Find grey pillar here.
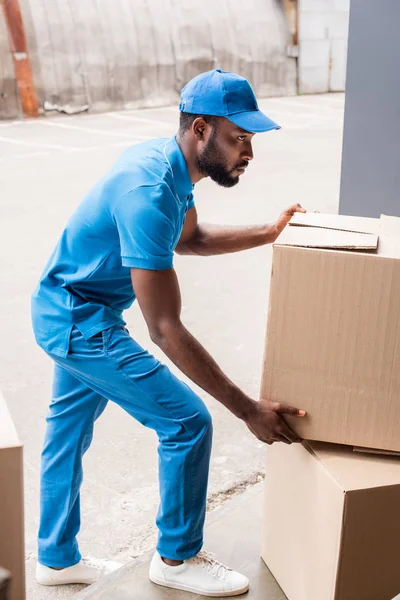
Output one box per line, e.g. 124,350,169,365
339,0,400,218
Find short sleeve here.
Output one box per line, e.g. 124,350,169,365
187,192,195,210
113,186,175,270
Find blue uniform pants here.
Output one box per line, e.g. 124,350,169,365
38,324,213,568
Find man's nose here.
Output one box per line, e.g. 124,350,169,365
242,144,253,161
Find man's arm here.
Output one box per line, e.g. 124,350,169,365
130,267,305,444
176,203,306,256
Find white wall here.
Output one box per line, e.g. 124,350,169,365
299,0,350,93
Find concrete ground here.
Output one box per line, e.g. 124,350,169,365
76,482,287,600
0,93,344,599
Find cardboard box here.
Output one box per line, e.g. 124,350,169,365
0,392,25,600
261,212,400,452
261,441,400,600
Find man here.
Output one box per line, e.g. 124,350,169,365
32,69,306,597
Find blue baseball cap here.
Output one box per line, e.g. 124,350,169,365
179,69,280,134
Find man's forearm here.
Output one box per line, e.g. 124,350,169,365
151,322,255,419
177,223,277,256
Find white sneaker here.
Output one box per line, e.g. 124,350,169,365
149,550,249,597
35,556,123,586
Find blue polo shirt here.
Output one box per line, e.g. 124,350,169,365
31,136,195,358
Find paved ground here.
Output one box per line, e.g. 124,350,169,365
0,93,344,599
76,483,287,600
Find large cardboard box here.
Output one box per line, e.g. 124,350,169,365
0,392,25,600
261,441,400,600
261,212,400,452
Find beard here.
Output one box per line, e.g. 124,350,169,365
196,129,247,188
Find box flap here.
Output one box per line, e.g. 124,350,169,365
275,225,378,250
0,391,21,449
307,442,400,492
377,214,400,258
353,446,400,457
290,212,379,234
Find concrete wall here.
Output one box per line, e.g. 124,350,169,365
1,0,296,119
339,0,400,218
298,0,350,93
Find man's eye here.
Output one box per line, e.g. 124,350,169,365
238,136,246,141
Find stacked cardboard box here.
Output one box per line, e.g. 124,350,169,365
261,213,400,600
0,391,25,600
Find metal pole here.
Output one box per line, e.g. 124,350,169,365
1,0,39,118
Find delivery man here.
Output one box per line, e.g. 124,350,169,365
32,69,306,596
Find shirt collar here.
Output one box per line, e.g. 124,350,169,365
164,136,194,203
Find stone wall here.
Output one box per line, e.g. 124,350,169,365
1,0,297,119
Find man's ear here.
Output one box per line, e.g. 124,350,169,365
192,117,208,141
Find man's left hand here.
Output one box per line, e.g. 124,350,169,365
272,203,306,241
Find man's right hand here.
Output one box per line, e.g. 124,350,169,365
244,399,306,445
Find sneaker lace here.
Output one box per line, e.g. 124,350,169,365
192,551,231,580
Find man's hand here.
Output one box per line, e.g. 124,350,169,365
273,203,306,241
244,399,306,445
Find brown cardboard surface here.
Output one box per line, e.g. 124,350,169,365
337,485,400,600
262,443,344,600
262,213,400,451
308,441,400,490
275,223,378,249
290,211,379,234
262,442,400,600
0,392,25,600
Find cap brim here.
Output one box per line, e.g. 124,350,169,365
227,110,281,133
